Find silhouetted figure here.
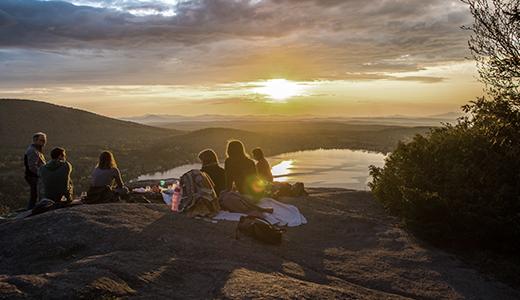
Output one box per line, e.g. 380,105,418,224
252,148,273,183
225,140,258,198
24,132,47,209
199,149,225,197
39,147,73,205
90,151,129,196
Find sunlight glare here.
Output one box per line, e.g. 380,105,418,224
252,79,306,101
271,160,294,182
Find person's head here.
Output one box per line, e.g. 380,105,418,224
98,151,117,169
252,148,265,161
198,149,219,166
50,147,66,160
32,132,47,147
226,140,248,159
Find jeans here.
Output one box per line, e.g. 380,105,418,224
25,176,38,210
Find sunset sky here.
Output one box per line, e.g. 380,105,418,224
0,0,483,117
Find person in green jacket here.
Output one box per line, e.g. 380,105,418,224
38,147,73,206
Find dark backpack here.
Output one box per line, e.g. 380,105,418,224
235,216,284,245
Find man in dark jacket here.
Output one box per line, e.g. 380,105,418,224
24,132,47,209
39,147,73,206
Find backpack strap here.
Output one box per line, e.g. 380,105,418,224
246,215,287,233
235,216,248,240
246,215,273,226
244,215,273,225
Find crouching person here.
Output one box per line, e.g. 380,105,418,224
38,147,73,207
85,151,129,204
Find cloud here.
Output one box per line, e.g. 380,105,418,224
342,72,445,83
0,0,474,85
393,76,445,84
0,9,17,28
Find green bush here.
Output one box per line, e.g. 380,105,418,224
369,97,520,251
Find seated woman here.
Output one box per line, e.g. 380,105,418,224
198,149,225,197
220,140,271,215
86,151,128,203
252,147,273,183
225,140,258,197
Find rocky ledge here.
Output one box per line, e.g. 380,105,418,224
0,189,518,299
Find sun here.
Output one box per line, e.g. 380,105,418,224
252,79,306,101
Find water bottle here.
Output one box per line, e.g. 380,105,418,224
171,182,181,212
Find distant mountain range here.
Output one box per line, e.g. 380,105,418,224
121,112,463,130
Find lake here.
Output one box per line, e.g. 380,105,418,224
137,149,387,190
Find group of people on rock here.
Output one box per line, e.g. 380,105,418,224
24,132,129,209
199,140,273,199
197,141,276,216
23,132,274,210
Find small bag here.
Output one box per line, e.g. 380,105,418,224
292,182,308,196
235,216,284,245
271,182,307,198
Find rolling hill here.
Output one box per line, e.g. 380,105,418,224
0,99,181,148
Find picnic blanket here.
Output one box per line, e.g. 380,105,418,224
213,198,307,227
162,193,307,227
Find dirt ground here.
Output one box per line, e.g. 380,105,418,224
1,188,519,299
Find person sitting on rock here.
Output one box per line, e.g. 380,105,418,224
252,147,274,183
199,149,225,197
24,132,47,210
38,147,73,206
225,140,266,200
87,151,129,203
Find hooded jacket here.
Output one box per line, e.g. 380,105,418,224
38,159,73,202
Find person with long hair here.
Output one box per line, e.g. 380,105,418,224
90,151,128,196
198,149,225,197
220,141,273,215
252,147,274,183
224,140,260,198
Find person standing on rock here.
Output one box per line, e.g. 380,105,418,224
39,147,73,206
24,132,47,210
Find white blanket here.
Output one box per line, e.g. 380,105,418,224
213,198,307,227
